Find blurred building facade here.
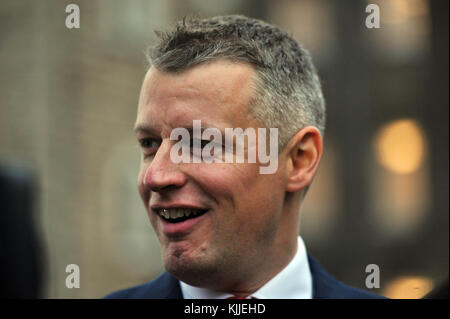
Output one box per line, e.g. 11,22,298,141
0,0,448,298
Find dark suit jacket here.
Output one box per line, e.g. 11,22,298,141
105,255,384,299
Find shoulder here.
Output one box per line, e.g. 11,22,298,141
308,255,386,299
103,272,182,299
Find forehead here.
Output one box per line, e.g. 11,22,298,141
136,60,258,131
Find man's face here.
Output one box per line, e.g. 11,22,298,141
135,61,290,288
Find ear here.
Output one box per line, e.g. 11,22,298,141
285,126,323,193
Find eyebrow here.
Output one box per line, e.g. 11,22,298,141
133,122,226,137
133,123,156,135
185,125,224,134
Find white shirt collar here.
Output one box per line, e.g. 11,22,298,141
180,236,312,299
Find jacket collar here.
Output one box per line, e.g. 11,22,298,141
154,254,342,299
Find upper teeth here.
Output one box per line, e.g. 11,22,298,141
158,208,203,219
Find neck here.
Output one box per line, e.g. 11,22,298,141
224,195,302,297
227,238,298,297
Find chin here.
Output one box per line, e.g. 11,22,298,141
163,253,221,288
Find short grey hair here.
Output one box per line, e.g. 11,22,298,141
147,15,326,149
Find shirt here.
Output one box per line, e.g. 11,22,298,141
180,236,313,299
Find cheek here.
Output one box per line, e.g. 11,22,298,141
232,171,285,226
190,163,267,219
192,163,257,197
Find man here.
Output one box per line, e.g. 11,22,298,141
106,15,383,299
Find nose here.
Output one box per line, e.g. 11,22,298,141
142,140,187,192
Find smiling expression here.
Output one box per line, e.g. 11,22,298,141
135,60,295,291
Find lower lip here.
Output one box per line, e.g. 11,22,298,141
159,211,208,236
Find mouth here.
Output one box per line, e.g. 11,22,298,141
153,206,210,236
156,208,209,224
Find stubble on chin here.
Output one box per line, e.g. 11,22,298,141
161,243,229,288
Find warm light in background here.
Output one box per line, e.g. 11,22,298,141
370,0,430,61
383,276,434,299
370,121,430,238
374,119,426,174
376,0,429,24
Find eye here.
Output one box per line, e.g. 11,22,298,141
139,138,160,154
191,139,213,149
200,139,211,149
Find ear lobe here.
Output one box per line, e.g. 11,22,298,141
285,127,323,193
